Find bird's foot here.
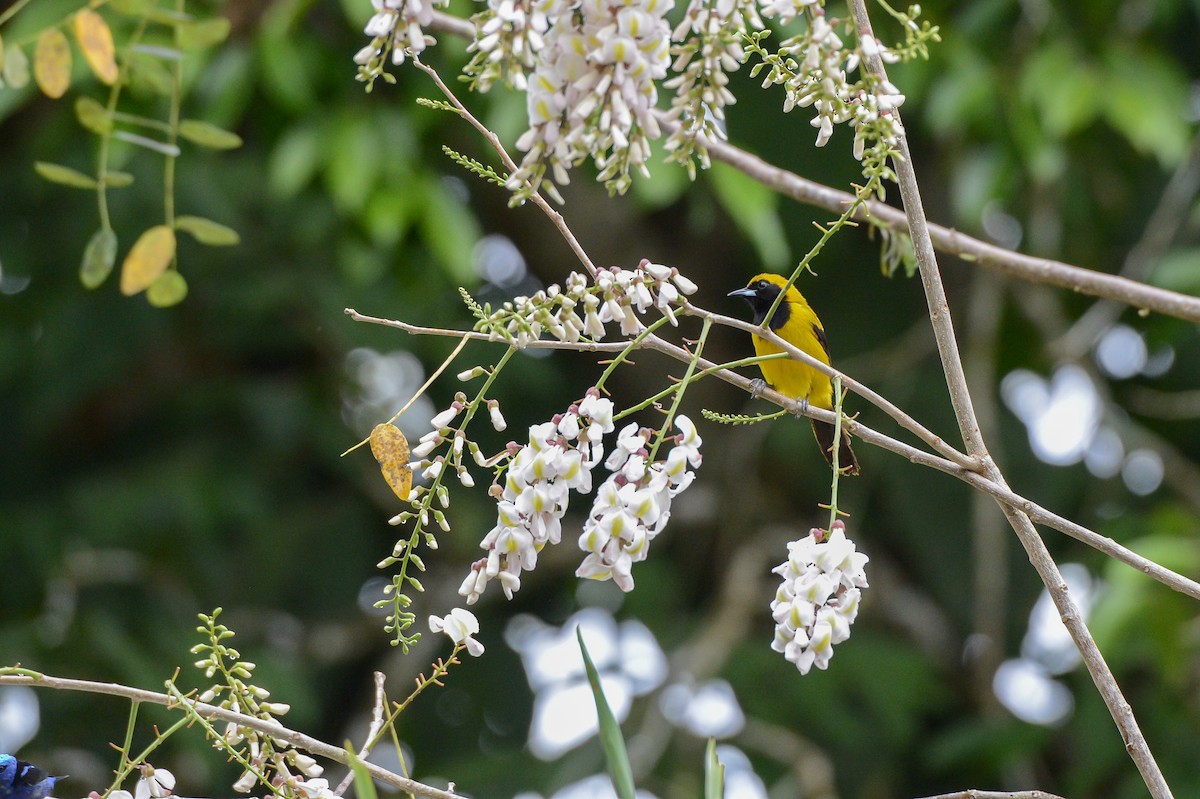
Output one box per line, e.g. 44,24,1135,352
791,396,810,418
749,378,767,399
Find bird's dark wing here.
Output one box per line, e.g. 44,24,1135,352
812,323,830,359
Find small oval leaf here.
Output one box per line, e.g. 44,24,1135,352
34,28,72,99
80,227,118,289
103,171,134,187
75,95,113,134
120,225,176,295
109,0,152,14
175,215,240,246
3,43,29,89
370,423,412,501
73,10,119,85
178,17,231,50
127,53,174,95
147,270,188,307
178,119,243,149
35,161,97,189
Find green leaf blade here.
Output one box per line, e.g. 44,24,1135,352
577,627,636,799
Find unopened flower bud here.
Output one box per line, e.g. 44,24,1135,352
431,404,461,429
488,400,507,431
457,366,487,381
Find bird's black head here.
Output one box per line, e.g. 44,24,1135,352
728,277,790,329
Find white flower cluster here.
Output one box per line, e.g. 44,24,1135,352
749,7,903,155
662,0,752,172
354,0,449,72
459,396,703,601
482,260,698,348
465,0,564,91
459,390,616,603
770,520,868,674
505,0,675,195
577,415,701,591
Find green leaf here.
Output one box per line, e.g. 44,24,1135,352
3,42,29,89
80,227,118,289
35,161,98,189
146,270,188,307
1101,45,1191,167
577,627,636,799
175,215,240,246
268,123,322,198
178,118,243,149
704,738,725,799
104,171,134,188
1019,42,1100,138
344,746,378,799
75,95,113,134
178,17,231,50
109,0,153,14
1150,248,1200,295
709,161,789,270
127,53,175,95
417,176,480,284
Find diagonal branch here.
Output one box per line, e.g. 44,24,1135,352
0,672,468,799
346,306,1200,602
425,9,1200,324
848,1,1175,797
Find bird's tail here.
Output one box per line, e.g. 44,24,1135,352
811,419,859,476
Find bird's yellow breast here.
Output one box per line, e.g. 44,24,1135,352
753,302,834,410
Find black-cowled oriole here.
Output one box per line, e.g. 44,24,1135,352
729,273,859,475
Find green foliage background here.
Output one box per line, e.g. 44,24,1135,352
3,0,1200,797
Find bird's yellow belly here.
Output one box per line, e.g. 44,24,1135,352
753,334,833,410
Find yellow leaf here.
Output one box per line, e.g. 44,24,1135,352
370,424,412,501
73,10,119,85
34,28,72,99
120,225,177,296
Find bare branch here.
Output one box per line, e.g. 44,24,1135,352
914,792,1068,799
848,1,1176,797
426,9,1200,324
0,673,468,799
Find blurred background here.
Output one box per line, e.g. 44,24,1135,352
3,0,1200,797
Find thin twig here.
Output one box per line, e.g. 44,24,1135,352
334,672,390,796
848,1,1175,797
0,673,468,799
350,285,1200,602
913,792,1068,799
429,9,1200,324
409,56,599,278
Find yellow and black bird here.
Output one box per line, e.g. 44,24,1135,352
729,273,859,475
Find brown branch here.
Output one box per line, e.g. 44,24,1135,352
914,792,1068,799
848,2,1175,797
431,9,1200,325
0,673,467,799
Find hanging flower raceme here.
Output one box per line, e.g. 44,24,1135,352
576,415,702,591
480,260,698,348
504,0,675,196
770,520,868,674
459,390,616,603
354,0,450,79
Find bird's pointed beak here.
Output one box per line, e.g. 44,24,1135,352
727,287,755,299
